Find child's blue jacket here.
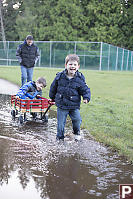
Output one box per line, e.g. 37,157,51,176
49,70,91,110
16,81,42,99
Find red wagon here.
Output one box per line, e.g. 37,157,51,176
11,95,55,124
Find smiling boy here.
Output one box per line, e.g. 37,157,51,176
49,54,91,141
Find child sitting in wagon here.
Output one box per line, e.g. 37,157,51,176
16,77,46,99
14,77,47,120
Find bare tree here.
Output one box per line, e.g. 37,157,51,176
0,0,6,50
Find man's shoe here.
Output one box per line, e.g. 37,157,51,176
56,137,64,144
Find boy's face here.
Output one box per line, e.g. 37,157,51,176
36,82,44,91
26,39,33,46
65,60,80,77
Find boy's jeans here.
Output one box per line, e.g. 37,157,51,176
57,107,82,140
21,65,34,86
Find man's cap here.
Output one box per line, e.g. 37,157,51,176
26,35,33,40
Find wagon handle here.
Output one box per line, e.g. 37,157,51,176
37,96,55,105
40,98,55,120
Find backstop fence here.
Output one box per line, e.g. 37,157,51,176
0,41,133,71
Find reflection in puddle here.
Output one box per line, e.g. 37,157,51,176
0,171,44,199
0,94,133,199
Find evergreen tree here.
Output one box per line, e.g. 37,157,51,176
31,0,84,41
122,0,133,50
82,0,126,47
15,0,37,40
31,0,58,40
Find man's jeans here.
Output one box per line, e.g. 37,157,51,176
57,107,82,140
21,65,34,86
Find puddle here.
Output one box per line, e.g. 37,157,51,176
0,94,133,199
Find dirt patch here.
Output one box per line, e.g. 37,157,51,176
0,79,19,95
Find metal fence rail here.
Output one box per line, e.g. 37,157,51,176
0,41,132,71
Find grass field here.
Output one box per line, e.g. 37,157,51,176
0,66,133,162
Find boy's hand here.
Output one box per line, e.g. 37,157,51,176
83,99,88,104
49,99,55,102
36,95,41,99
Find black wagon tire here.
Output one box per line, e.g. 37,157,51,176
42,115,48,123
16,110,18,115
18,115,23,124
11,110,16,119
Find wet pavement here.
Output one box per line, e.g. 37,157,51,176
0,94,133,199
0,79,19,95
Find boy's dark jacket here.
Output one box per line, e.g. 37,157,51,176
16,40,40,68
49,70,91,109
16,81,42,99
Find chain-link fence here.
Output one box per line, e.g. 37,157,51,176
0,41,133,71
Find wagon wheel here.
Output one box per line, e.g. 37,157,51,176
18,115,23,124
16,109,18,115
31,112,37,121
42,115,48,123
24,113,27,121
11,110,16,120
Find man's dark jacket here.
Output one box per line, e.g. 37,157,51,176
16,40,40,68
49,70,91,110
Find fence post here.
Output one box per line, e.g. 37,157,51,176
83,49,85,68
108,44,110,71
121,48,124,71
74,41,77,54
39,49,41,67
131,51,133,71
115,47,118,71
7,41,9,66
126,50,129,71
99,42,103,71
49,41,52,67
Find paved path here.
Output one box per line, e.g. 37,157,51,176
0,79,19,95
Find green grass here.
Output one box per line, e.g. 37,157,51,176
0,66,133,162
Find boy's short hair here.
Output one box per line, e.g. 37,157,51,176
36,77,46,87
26,35,33,40
65,54,80,65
